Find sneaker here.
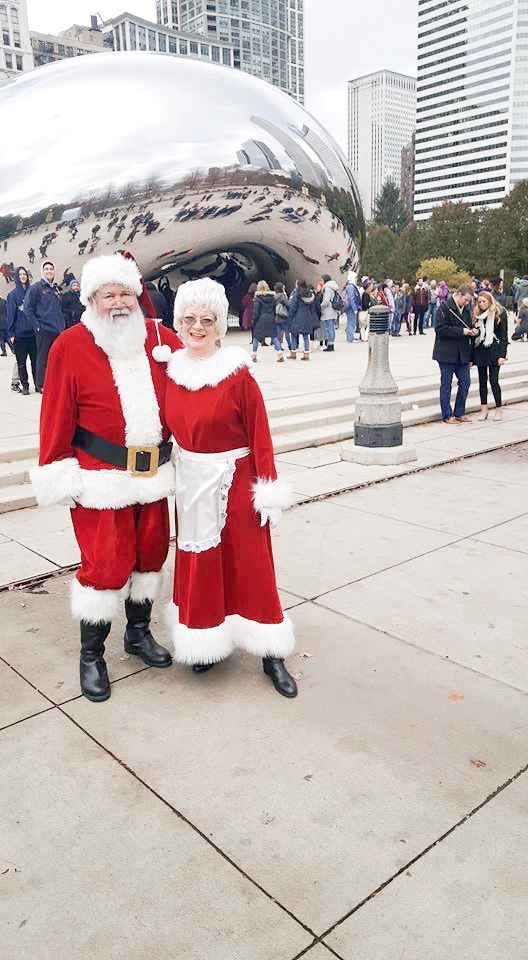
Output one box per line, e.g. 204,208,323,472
21,386,30,395
10,382,22,393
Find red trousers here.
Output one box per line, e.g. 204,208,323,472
71,500,170,591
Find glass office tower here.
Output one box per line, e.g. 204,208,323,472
414,0,528,219
157,0,304,102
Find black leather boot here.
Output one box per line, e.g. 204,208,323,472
262,657,298,698
192,663,215,674
124,599,172,667
80,620,111,702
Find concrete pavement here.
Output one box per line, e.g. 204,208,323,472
1,323,528,958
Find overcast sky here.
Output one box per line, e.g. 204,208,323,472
25,0,417,152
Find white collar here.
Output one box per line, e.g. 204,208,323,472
167,345,254,391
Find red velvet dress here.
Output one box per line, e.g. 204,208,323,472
164,346,295,665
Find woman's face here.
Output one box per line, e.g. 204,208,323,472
18,268,28,284
180,305,218,357
477,295,490,312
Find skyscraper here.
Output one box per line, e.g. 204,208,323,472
414,0,527,219
348,70,416,221
157,0,304,103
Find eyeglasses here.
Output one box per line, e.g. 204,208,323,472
181,316,216,327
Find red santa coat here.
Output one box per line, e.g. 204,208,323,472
30,319,181,510
30,317,181,624
164,345,295,664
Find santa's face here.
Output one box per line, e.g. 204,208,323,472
93,284,138,322
180,307,218,357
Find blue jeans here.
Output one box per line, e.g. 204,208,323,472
291,332,310,351
345,309,357,342
324,318,335,344
438,362,471,420
252,335,281,352
275,322,291,350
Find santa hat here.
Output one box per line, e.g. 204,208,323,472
80,253,143,306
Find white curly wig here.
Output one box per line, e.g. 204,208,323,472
173,278,229,338
80,253,143,306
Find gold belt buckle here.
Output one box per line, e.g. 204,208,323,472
126,445,159,477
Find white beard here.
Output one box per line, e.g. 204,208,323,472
81,302,147,360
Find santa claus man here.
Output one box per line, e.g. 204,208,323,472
30,253,181,702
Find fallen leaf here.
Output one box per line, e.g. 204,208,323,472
299,652,312,660
447,693,465,702
470,759,487,768
1,862,18,879
304,774,313,781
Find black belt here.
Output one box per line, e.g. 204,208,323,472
73,426,172,477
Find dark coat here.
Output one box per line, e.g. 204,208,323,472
6,269,32,338
239,292,255,331
24,279,64,335
289,290,319,335
472,308,508,365
432,296,474,364
61,289,85,328
252,291,277,339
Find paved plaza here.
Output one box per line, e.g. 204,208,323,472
1,325,527,958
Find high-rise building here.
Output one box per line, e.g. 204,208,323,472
0,0,32,86
103,12,234,67
414,0,527,219
348,70,416,221
158,0,304,103
156,0,179,30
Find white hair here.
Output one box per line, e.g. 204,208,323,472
173,278,229,338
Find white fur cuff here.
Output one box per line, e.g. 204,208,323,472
70,577,124,624
129,569,163,603
29,457,83,508
252,477,294,513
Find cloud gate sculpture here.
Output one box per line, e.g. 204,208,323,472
0,52,364,309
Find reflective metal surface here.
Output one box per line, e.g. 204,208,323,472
0,53,364,304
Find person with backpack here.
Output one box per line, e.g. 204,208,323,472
343,271,361,343
273,281,291,351
319,273,341,352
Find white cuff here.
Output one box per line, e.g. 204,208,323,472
30,457,84,508
252,477,293,514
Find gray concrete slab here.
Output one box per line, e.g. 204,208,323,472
325,774,528,960
0,660,51,727
317,536,528,692
0,579,148,704
0,710,310,960
0,539,57,584
60,601,528,933
273,498,457,598
438,442,528,486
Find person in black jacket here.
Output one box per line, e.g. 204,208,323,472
24,260,64,392
6,266,36,394
251,280,283,361
61,278,85,328
432,284,478,423
472,291,508,422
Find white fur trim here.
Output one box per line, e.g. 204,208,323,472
165,602,235,663
167,346,253,391
152,344,172,362
252,478,294,513
70,577,124,624
109,353,162,447
75,460,175,510
129,570,163,603
30,457,83,507
165,603,295,662
80,254,142,305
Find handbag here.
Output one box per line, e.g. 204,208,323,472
358,309,369,328
275,301,288,318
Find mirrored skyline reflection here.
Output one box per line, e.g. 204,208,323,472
0,52,364,298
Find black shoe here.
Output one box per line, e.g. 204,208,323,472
124,599,172,667
80,620,111,702
262,657,298,698
192,662,215,673
323,344,334,352
21,386,29,395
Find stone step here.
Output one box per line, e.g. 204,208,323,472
0,434,39,464
0,482,36,514
0,457,35,489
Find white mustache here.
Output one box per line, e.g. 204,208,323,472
110,309,130,320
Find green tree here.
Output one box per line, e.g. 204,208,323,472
361,225,399,278
371,179,408,234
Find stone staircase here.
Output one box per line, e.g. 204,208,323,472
1,364,527,514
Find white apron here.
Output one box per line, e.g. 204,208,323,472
175,445,250,553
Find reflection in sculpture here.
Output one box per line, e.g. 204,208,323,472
0,52,364,309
